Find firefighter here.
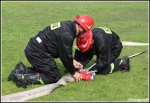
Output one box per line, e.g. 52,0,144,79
7,15,94,88
73,27,130,75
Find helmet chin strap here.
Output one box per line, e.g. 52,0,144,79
76,32,82,38
76,30,85,38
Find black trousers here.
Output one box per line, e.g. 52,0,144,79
99,42,123,75
24,44,61,84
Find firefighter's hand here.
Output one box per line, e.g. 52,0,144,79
73,59,83,69
72,72,82,82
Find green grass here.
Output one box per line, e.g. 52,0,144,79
2,1,149,102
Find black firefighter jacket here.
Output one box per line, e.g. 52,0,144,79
75,27,123,73
27,21,77,75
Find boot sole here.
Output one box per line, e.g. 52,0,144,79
121,56,130,72
7,71,16,81
7,63,21,81
7,73,12,81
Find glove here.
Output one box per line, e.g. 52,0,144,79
78,71,96,81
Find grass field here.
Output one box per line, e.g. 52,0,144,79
1,1,149,102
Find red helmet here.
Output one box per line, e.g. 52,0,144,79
76,30,93,52
73,15,94,32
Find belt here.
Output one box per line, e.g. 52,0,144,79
36,37,48,52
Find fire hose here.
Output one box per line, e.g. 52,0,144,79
1,76,75,102
1,42,149,102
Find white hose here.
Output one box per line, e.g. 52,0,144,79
1,76,75,102
122,41,149,46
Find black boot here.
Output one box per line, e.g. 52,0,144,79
11,73,44,89
7,62,36,81
120,56,130,72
